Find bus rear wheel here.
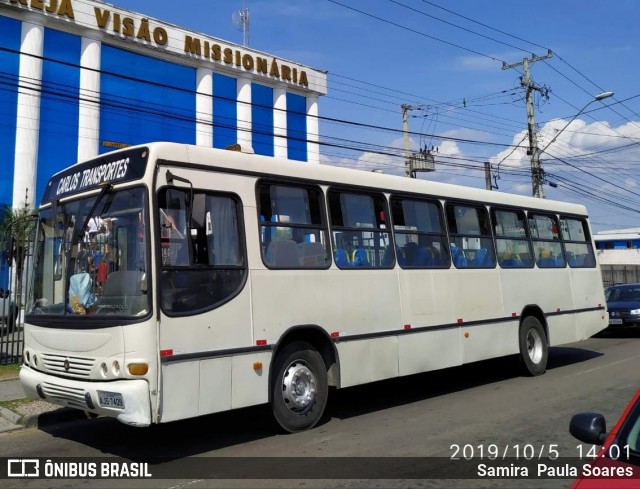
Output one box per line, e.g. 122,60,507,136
518,316,548,376
270,341,328,433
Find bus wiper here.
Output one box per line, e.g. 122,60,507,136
78,183,113,239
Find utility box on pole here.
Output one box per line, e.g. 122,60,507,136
409,149,436,175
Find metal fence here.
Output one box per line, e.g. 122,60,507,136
1,216,36,365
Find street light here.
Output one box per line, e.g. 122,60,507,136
539,91,614,156
530,91,613,199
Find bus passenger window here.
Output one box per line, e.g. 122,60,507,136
258,182,330,269
560,217,596,268
445,203,495,269
529,213,565,268
492,208,533,268
328,190,391,269
390,196,449,268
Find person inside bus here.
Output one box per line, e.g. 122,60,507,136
76,242,93,273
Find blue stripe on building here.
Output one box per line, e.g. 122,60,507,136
212,73,237,149
286,93,307,161
37,28,81,204
99,45,196,150
0,15,21,209
251,83,274,156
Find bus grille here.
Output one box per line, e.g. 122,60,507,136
41,382,87,409
41,354,95,378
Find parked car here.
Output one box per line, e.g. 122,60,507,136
605,284,640,328
0,289,18,333
569,388,640,488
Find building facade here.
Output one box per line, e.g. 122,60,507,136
0,0,327,210
595,228,640,286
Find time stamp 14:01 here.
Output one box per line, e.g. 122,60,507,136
450,444,635,478
449,443,631,460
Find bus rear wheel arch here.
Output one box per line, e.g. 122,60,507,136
270,341,328,433
518,315,548,376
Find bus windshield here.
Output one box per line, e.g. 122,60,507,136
27,186,149,320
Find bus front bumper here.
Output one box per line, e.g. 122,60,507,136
20,366,152,427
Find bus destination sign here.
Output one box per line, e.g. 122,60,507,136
42,148,149,204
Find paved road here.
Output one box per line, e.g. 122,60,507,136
1,330,639,489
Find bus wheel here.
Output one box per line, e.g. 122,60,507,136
271,341,328,433
518,316,548,376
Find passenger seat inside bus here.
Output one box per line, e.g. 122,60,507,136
266,239,300,267
450,244,468,267
299,242,327,267
537,249,555,267
95,270,146,315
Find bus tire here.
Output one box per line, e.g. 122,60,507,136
270,341,328,433
518,316,548,376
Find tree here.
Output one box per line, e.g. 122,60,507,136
0,203,37,309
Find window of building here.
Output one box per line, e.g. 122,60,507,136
390,196,449,268
158,188,245,315
328,189,391,268
492,208,534,268
560,217,596,268
529,213,565,268
445,203,495,268
258,182,329,268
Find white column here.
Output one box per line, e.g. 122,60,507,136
236,77,253,152
306,95,319,164
77,35,101,162
273,87,287,159
13,19,44,209
196,67,213,147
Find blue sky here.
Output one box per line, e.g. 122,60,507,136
110,0,640,233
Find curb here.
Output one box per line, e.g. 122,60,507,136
0,405,22,425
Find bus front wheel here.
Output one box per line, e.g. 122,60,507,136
270,341,328,433
518,316,548,376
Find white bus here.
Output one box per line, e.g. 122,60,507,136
20,142,607,432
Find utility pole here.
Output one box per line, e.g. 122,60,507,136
402,104,411,177
502,50,553,198
484,162,492,191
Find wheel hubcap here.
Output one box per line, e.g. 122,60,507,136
281,360,317,414
526,328,543,364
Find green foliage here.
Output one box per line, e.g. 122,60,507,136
1,202,36,249
0,363,20,381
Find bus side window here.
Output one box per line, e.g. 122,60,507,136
390,195,449,269
445,203,495,269
560,217,596,268
328,190,391,269
158,187,246,314
492,208,533,268
257,182,330,269
529,213,565,268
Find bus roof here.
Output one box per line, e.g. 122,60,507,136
43,142,589,217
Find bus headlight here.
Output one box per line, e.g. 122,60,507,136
127,363,149,376
100,362,108,377
111,360,121,376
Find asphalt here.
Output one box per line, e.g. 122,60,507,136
0,377,84,433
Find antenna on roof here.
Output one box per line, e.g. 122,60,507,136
232,2,250,47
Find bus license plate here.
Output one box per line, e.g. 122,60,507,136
98,391,125,409
609,318,623,325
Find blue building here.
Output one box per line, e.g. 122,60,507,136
0,0,327,212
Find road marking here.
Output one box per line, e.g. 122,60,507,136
563,354,640,377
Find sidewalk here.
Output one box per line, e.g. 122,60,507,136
0,378,82,433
